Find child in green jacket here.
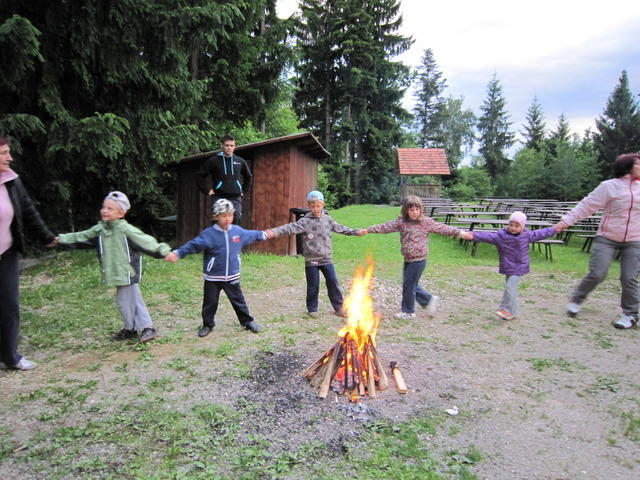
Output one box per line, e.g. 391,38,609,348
56,191,171,342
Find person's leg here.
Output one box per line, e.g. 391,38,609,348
500,275,522,316
401,261,425,314
223,281,254,326
320,263,345,312
305,265,320,313
570,236,618,304
119,284,153,331
618,240,640,318
115,285,136,331
0,248,22,366
202,281,222,328
229,197,242,224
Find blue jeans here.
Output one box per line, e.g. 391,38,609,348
305,263,344,313
401,260,433,314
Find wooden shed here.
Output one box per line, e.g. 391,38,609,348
176,132,330,255
397,148,451,199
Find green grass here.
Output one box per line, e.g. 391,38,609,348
3,204,622,479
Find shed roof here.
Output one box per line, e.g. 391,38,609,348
397,148,450,175
180,131,330,163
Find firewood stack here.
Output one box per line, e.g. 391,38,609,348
303,332,388,399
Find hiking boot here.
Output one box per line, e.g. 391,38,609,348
112,329,137,341
614,314,637,330
140,328,160,343
566,302,580,317
334,308,348,318
198,325,213,337
496,309,514,320
244,320,262,333
424,295,440,316
11,358,37,371
394,312,416,320
307,311,320,319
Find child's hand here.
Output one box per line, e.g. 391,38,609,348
459,230,473,240
357,229,367,236
554,221,568,233
265,229,275,239
165,252,179,263
46,237,59,248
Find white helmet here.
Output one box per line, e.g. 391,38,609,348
213,198,235,216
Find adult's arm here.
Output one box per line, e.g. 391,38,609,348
13,178,56,245
195,157,214,195
560,182,608,227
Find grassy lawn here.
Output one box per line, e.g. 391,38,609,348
1,204,630,480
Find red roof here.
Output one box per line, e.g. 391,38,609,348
397,148,450,175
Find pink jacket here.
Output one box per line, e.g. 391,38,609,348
367,216,460,262
561,175,640,242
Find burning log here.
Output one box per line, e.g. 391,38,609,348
303,258,389,399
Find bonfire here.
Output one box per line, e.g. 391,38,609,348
303,259,389,398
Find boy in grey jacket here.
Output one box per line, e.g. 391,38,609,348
266,191,365,318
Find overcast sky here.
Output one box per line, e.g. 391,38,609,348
277,0,640,145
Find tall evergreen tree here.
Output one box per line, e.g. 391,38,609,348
477,75,515,179
0,0,291,231
413,48,447,148
594,70,640,176
521,97,546,151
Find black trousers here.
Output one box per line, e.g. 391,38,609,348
202,280,253,327
0,247,22,366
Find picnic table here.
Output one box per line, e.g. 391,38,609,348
439,210,512,224
454,218,553,231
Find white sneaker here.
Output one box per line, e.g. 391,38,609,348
394,312,416,320
614,314,637,330
425,295,440,316
566,302,580,317
12,358,37,370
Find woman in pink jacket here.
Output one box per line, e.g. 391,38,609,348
558,153,640,329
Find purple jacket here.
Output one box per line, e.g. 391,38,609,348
472,227,557,275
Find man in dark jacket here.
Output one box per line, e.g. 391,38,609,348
0,136,56,370
195,134,252,224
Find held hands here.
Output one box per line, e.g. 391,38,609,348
357,229,368,236
553,221,568,233
265,229,276,239
459,230,473,240
165,252,179,263
46,237,59,248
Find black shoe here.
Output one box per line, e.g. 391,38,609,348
140,328,160,343
198,325,213,337
244,321,262,333
112,329,137,341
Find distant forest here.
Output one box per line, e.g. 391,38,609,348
2,0,639,236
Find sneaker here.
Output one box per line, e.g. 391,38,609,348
11,358,37,371
394,312,416,320
496,309,514,320
334,309,348,318
566,302,580,317
112,329,137,341
614,314,637,330
0,362,6,370
307,311,320,319
198,325,213,337
424,295,440,316
244,320,262,333
140,328,160,343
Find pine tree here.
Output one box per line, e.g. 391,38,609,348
413,48,447,148
594,70,640,176
439,96,476,171
477,75,515,179
521,97,546,151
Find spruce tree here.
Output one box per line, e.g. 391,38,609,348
413,48,447,148
477,75,515,179
521,97,546,151
440,96,476,171
594,70,640,176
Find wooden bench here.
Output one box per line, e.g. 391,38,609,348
532,239,565,261
576,234,595,252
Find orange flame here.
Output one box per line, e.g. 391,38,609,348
338,257,379,351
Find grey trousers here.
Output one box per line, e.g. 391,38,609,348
115,284,153,331
500,275,522,316
570,236,640,318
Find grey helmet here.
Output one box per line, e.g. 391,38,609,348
213,198,235,216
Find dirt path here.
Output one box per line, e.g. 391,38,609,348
1,266,638,479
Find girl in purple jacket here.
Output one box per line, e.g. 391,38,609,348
470,211,561,320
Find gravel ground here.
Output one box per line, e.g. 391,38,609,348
1,266,639,479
